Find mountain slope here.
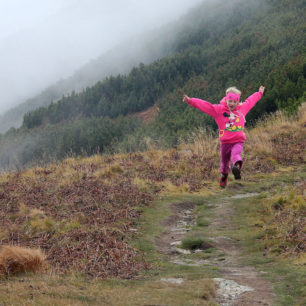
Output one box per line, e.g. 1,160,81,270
0,0,263,133
23,0,305,128
0,0,305,170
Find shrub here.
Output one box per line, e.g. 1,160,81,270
181,236,213,251
0,245,46,276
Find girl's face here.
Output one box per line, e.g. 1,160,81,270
227,99,239,110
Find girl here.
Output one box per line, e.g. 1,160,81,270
182,86,265,187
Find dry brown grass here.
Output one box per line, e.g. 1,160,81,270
256,185,306,260
298,102,306,125
245,129,273,156
0,245,46,277
252,102,306,135
179,127,219,161
0,104,304,281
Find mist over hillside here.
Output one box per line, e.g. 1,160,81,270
0,25,177,133
0,0,202,133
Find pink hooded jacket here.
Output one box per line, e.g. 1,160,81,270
188,91,263,143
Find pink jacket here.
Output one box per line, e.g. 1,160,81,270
188,92,263,143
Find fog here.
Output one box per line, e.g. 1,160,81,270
0,0,203,114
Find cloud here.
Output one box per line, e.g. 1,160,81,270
0,0,202,114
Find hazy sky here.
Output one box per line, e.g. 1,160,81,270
0,0,203,114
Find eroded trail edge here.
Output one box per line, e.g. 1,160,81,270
155,195,275,305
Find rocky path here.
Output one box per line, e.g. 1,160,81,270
155,194,275,305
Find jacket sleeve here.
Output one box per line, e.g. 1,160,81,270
240,92,263,115
188,98,217,118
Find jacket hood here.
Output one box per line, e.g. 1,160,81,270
220,97,227,106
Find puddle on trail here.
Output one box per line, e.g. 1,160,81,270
230,193,259,199
160,277,184,285
170,258,211,266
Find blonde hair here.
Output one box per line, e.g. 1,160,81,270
226,86,241,95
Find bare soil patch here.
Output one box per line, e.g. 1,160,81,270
155,202,196,255
135,105,159,123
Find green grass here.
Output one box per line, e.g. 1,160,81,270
201,168,305,305
173,166,306,305
223,168,306,306
129,194,219,277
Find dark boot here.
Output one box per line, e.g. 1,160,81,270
232,161,242,180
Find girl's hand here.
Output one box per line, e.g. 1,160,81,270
259,86,265,94
182,94,190,103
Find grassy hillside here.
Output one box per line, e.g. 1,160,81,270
0,104,305,304
0,0,305,171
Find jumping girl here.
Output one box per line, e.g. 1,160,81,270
182,85,265,187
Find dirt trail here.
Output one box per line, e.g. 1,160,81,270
155,202,196,256
155,195,275,306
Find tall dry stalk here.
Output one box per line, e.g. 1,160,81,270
297,102,306,125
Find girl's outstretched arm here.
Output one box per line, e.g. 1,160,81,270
182,94,217,118
240,86,265,115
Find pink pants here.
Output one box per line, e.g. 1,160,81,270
220,142,244,174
